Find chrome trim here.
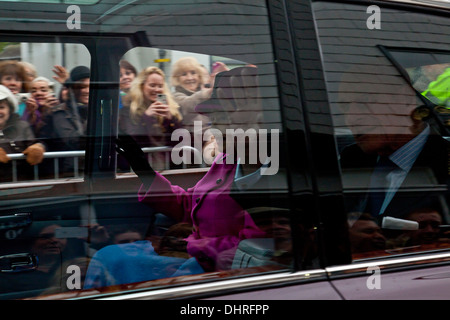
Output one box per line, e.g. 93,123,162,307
85,269,327,300
83,252,450,300
326,251,450,276
380,0,450,9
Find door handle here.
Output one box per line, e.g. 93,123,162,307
0,253,38,273
0,213,32,230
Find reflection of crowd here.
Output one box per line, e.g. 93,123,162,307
0,60,90,180
5,57,301,296
0,56,229,182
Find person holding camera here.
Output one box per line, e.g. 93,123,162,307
0,85,45,182
118,66,182,171
22,76,59,136
116,66,274,272
39,66,90,176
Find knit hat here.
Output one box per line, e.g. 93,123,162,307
0,85,18,112
66,66,90,85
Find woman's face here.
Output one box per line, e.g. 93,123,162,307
178,68,200,92
1,75,22,94
31,80,51,104
120,67,136,91
0,100,11,129
143,73,164,103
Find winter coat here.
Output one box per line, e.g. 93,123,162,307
0,113,40,182
137,153,266,271
119,106,183,171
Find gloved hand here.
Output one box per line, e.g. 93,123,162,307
0,148,10,163
23,143,45,165
116,133,156,188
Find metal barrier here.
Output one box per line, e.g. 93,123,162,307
142,145,204,170
5,145,204,183
8,151,85,181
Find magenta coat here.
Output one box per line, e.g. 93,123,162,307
138,153,265,271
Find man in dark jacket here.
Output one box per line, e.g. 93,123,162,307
339,80,450,224
40,66,90,176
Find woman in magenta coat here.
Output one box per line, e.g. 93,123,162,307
116,66,267,271
135,152,265,271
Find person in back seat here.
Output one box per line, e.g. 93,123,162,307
339,74,450,224
117,66,281,272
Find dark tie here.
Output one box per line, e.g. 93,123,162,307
367,156,397,217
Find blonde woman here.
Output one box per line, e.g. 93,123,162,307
171,57,221,133
119,66,182,171
171,57,228,164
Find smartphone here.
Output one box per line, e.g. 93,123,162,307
157,93,167,104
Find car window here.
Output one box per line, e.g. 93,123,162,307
0,0,320,300
314,1,450,260
383,48,450,118
0,41,91,184
0,40,91,299
83,45,301,292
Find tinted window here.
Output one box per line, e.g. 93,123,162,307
85,48,295,289
0,40,91,299
0,0,318,299
0,42,90,183
314,1,450,259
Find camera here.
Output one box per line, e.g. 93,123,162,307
16,93,29,103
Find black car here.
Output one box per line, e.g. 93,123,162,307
0,0,449,301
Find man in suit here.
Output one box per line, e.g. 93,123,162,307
339,78,450,224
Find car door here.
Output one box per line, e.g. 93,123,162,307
312,0,450,299
21,0,348,300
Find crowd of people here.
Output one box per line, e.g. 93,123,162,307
0,56,299,295
0,56,229,180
